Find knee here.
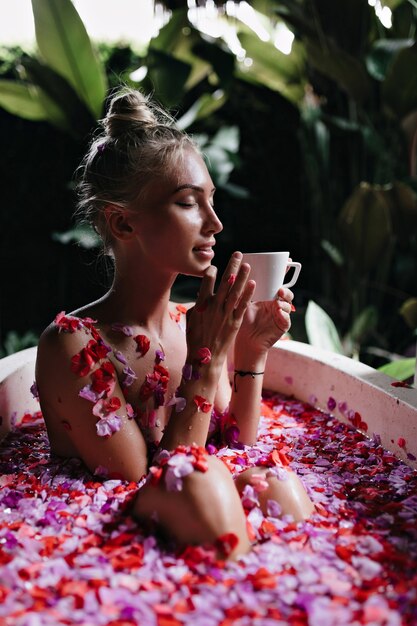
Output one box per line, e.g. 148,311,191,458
235,466,314,522
134,455,251,558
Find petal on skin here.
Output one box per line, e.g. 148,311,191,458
182,363,192,381
110,322,133,336
197,347,212,365
79,385,101,403
166,396,186,413
92,397,121,418
193,395,212,413
155,349,165,364
96,414,121,437
133,335,150,357
123,365,137,387
114,350,128,365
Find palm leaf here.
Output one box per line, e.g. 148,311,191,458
31,0,107,119
305,300,344,354
0,80,47,121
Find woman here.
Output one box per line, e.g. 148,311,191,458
36,89,313,559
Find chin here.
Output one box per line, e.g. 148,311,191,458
183,260,212,278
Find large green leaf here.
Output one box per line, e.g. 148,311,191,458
384,181,417,244
176,91,227,130
378,358,416,380
0,80,48,121
383,41,417,118
366,39,414,81
348,306,378,344
399,298,417,329
22,57,96,138
306,39,372,104
305,300,344,354
31,0,107,119
275,0,317,39
192,39,235,87
380,0,408,8
150,8,190,54
150,8,210,91
236,32,306,105
0,78,69,130
147,49,192,108
338,183,393,273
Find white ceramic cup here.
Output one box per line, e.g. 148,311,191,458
241,251,301,301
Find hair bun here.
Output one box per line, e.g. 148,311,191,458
103,89,157,139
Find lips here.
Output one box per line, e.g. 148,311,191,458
193,241,216,251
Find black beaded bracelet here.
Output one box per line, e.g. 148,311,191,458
233,369,265,392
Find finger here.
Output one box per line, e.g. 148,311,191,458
223,262,251,313
275,299,292,315
195,265,217,311
232,279,256,322
276,287,294,303
217,251,243,300
272,304,292,332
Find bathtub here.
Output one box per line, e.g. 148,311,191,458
1,342,417,625
1,341,416,466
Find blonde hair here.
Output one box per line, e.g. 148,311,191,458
76,88,196,250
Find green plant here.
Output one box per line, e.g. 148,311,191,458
0,0,107,139
265,0,417,363
0,331,38,358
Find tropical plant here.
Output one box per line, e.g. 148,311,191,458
0,0,107,139
267,0,417,363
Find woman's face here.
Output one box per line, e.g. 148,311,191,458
130,148,223,277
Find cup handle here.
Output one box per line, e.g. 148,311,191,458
282,262,301,289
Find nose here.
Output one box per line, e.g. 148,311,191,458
203,203,223,235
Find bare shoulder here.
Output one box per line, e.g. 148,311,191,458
36,313,97,373
35,312,149,479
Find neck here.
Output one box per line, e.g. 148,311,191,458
101,262,177,337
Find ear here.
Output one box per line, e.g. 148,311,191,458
104,205,135,241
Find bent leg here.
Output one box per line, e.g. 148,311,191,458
133,455,251,558
235,466,314,522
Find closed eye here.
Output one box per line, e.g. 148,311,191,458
176,202,196,207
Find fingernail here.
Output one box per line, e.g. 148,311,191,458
290,304,296,312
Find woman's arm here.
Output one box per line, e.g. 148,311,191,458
159,253,255,451
228,287,294,445
36,324,149,481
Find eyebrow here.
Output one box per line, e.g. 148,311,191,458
174,184,216,194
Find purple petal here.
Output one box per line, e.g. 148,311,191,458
123,365,137,387
111,322,133,336
267,498,282,518
30,381,39,399
327,396,337,411
79,384,101,403
96,415,121,437
225,424,241,446
114,350,128,365
166,396,186,413
182,363,192,380
155,349,165,363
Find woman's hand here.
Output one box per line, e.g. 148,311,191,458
185,252,255,367
161,253,255,449
234,287,294,359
